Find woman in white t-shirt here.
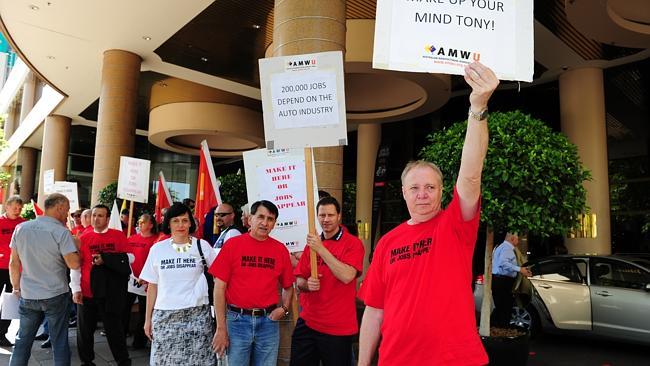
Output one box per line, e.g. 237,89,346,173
141,202,217,365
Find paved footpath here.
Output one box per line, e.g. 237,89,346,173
0,320,150,365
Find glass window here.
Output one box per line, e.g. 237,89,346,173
532,259,583,283
590,259,650,290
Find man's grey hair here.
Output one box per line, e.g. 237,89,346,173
44,193,69,209
6,195,23,206
400,160,444,185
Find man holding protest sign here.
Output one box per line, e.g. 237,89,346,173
358,62,498,365
210,200,294,366
71,204,133,366
291,196,364,366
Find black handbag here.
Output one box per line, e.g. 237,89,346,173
196,238,215,306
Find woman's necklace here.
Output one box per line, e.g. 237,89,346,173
171,239,192,253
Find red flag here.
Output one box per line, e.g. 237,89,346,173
155,171,173,224
194,140,222,239
31,199,44,216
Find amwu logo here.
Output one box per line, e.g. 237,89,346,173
286,58,318,71
423,44,481,62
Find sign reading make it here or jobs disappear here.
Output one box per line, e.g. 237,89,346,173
259,50,348,149
53,181,80,212
117,156,151,204
243,148,320,253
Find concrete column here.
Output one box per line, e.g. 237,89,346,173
273,0,346,203
355,123,381,274
16,147,37,201
4,102,18,140
272,1,346,363
19,72,36,124
37,115,71,207
559,67,611,255
90,50,141,205
2,166,11,206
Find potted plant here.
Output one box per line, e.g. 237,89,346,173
421,110,590,365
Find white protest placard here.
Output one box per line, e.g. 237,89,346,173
243,148,320,253
43,169,55,194
127,274,147,296
117,156,151,203
259,51,348,149
373,0,533,81
53,181,79,212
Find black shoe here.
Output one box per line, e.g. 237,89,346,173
34,332,49,341
40,338,52,349
69,319,77,328
0,336,13,347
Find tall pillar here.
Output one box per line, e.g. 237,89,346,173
559,67,611,255
37,115,71,207
16,147,37,202
90,50,141,205
19,72,36,124
4,102,18,140
272,2,346,363
272,0,346,202
355,124,381,273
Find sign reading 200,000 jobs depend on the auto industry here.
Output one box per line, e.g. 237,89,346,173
259,51,347,149
373,0,534,82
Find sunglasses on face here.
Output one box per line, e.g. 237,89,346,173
216,212,233,217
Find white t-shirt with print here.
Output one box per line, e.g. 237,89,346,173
140,238,217,310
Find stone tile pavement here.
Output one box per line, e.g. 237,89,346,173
0,320,151,365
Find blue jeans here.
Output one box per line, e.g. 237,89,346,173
10,292,71,366
227,310,279,366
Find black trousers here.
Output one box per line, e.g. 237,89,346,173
0,269,13,336
290,318,354,366
77,297,131,366
492,275,516,328
122,292,147,347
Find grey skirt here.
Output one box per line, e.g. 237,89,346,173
151,305,216,366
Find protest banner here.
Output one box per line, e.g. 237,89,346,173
53,181,79,212
259,51,347,149
243,148,320,253
117,156,151,203
373,0,534,81
117,156,151,237
43,169,55,194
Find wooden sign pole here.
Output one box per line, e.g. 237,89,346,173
305,147,318,279
127,200,134,238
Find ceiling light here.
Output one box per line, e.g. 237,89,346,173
252,24,261,29
201,57,208,62
143,36,152,41
29,4,39,10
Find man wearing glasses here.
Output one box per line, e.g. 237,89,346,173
211,203,241,249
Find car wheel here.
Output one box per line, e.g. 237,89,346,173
509,305,541,336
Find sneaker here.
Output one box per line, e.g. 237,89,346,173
68,319,77,328
40,338,52,349
0,336,12,347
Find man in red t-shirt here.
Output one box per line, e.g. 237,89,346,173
70,209,85,236
210,200,294,366
0,195,25,346
70,204,132,366
291,196,364,366
358,62,498,366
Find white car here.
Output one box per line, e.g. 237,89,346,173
473,255,650,345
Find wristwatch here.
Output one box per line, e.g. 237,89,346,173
468,107,489,121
